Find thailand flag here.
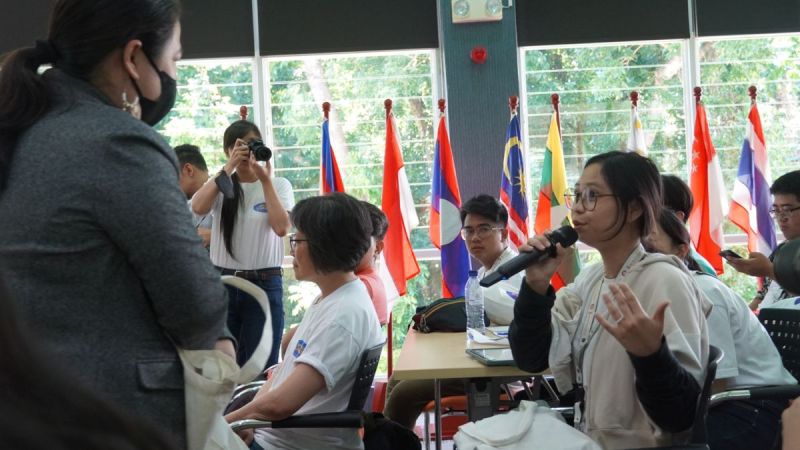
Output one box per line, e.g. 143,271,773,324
429,108,470,298
689,92,729,274
381,100,420,296
320,117,345,194
499,111,530,248
729,102,777,254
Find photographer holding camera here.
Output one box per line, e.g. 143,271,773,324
192,120,294,368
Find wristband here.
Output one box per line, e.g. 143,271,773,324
215,169,235,199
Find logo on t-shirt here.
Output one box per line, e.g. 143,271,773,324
293,339,307,358
253,202,268,213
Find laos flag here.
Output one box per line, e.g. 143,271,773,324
429,108,470,298
321,117,345,194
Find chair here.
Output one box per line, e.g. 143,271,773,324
708,308,800,408
624,345,723,450
229,341,385,432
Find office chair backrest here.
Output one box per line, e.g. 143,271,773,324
690,345,723,444
347,342,385,411
758,308,800,380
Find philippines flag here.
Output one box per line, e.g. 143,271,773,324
381,100,420,296
320,115,345,194
626,101,648,155
499,110,530,248
430,105,470,298
729,101,777,255
689,90,729,274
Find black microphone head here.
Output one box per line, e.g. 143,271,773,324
549,225,578,247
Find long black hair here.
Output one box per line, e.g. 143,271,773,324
220,120,262,259
653,209,701,272
0,276,178,449
0,0,181,190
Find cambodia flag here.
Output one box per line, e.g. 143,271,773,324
382,100,420,296
689,92,729,274
499,111,530,248
729,102,777,255
429,110,470,298
320,117,345,194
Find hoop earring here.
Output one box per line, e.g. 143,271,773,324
121,91,139,114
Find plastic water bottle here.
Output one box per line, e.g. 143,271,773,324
465,270,485,347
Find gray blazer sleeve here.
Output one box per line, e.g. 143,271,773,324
92,131,228,350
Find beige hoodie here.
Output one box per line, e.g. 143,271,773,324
548,245,711,449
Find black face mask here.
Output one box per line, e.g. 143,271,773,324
132,52,177,126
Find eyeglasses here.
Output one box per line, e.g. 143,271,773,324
460,224,504,240
564,188,617,212
769,205,800,219
288,234,309,251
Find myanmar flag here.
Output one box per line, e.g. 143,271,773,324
534,112,579,290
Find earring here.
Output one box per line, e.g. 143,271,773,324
121,91,140,114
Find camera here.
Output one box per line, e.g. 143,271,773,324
247,139,272,162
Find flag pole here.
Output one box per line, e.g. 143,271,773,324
748,85,757,106
240,105,248,120
438,98,446,116
322,101,331,120
384,98,393,377
694,86,702,105
630,91,639,108
509,95,519,117
551,93,562,139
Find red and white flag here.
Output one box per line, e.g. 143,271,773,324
689,88,728,274
381,100,420,296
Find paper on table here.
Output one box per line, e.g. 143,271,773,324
467,328,509,346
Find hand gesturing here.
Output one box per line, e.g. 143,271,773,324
595,283,668,357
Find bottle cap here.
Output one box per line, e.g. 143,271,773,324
469,270,478,277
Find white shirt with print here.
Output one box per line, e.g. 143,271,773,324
255,279,383,450
208,177,294,269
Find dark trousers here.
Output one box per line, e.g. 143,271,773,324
225,275,284,368
707,399,785,450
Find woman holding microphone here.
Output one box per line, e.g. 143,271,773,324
509,151,710,448
192,120,294,368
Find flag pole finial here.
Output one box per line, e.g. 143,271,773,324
239,105,248,120
322,102,331,120
630,91,639,108
551,94,562,137
438,99,446,113
509,96,519,113
748,86,757,105
693,87,702,104
551,93,560,110
384,99,393,117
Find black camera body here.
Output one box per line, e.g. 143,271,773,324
248,139,272,162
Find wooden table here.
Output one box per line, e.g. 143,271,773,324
393,329,539,450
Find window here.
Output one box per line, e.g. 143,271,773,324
264,50,437,249
155,58,255,168
521,41,687,201
698,34,800,230
264,50,440,368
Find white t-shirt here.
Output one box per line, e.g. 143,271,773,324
759,278,788,308
694,272,797,388
207,177,294,269
186,199,212,229
478,247,524,325
255,279,383,450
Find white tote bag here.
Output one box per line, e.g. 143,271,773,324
179,275,273,450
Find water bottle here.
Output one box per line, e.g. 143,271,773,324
465,270,485,347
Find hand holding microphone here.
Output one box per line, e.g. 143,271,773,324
480,225,578,295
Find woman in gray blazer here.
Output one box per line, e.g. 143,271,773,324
0,1,228,448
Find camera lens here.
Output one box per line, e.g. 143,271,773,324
247,139,272,162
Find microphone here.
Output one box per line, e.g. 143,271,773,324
479,225,578,287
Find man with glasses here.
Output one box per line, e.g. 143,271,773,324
725,170,800,309
460,194,525,324
383,194,524,430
